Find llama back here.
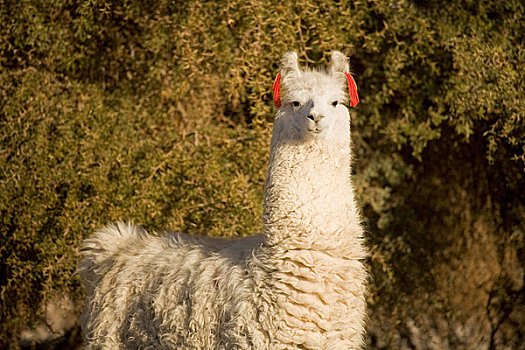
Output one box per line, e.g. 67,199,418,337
78,221,146,294
79,222,263,348
79,222,234,290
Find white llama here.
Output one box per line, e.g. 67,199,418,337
79,51,367,349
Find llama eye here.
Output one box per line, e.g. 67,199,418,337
331,101,339,107
292,101,301,107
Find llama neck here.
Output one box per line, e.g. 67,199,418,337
262,138,361,249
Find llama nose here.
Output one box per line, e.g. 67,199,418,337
307,113,324,122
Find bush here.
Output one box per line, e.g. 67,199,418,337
1,0,523,348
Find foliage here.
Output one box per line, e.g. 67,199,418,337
1,0,523,347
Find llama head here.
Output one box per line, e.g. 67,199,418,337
273,51,355,145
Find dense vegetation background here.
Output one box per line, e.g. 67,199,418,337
1,0,523,348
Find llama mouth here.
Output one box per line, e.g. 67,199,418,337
308,127,326,135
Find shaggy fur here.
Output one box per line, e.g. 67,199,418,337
79,51,367,349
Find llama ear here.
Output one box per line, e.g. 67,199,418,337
275,52,300,108
280,52,301,79
330,51,359,107
329,51,349,75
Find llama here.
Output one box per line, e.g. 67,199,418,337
79,51,367,349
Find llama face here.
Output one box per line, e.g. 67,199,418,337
275,72,350,145
274,51,353,145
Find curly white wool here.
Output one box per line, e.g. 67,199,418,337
79,51,367,349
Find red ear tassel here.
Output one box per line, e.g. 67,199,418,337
345,72,359,107
273,73,281,108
